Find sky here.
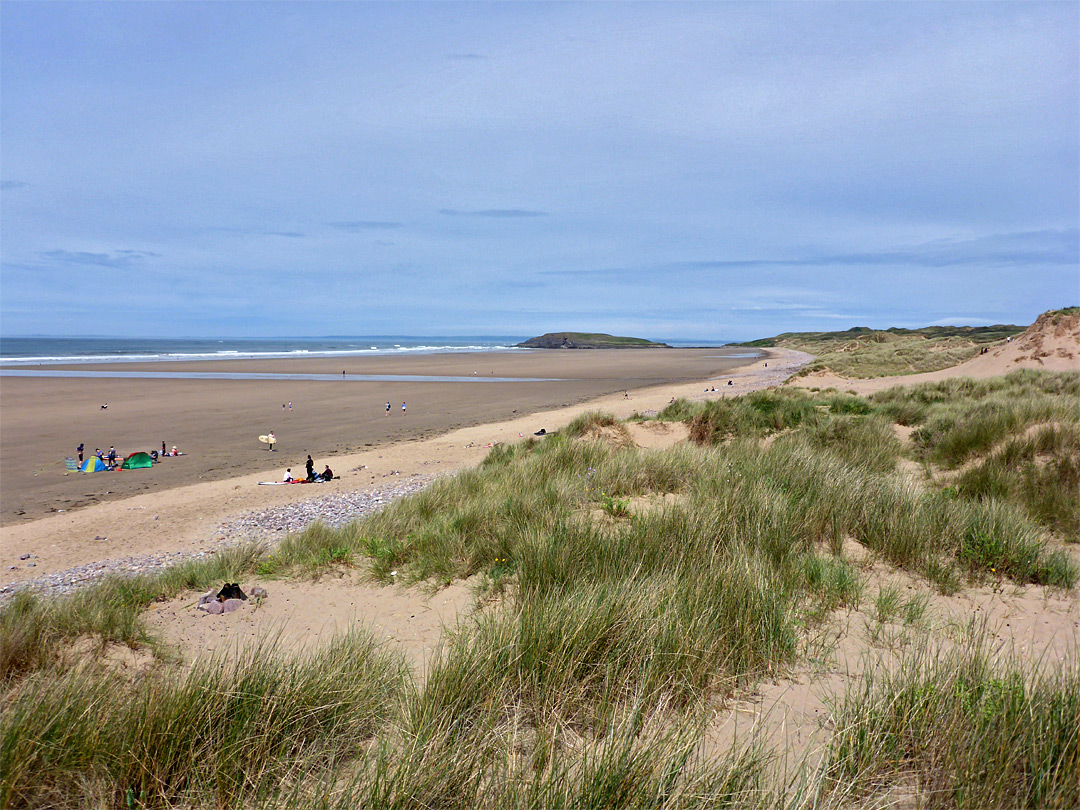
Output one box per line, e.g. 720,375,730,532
1,1,1077,341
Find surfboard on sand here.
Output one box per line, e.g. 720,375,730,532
258,435,271,443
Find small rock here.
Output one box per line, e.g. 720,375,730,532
19,554,31,560
197,590,217,606
222,598,245,613
250,586,269,599
199,601,224,615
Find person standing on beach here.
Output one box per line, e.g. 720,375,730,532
77,443,84,463
162,441,167,455
402,401,406,416
385,401,390,415
267,431,276,451
305,454,315,481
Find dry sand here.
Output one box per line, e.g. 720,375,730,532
1,347,761,524
1,347,799,586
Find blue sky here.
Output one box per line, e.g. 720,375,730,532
2,2,1076,340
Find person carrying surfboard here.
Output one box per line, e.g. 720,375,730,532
267,431,276,451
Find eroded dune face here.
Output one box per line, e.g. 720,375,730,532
998,309,1080,371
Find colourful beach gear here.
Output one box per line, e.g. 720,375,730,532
80,456,108,473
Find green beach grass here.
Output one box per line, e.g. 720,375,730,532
2,367,1077,808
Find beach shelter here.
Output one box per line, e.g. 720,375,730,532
122,452,154,470
80,456,108,473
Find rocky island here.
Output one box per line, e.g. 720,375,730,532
516,332,670,349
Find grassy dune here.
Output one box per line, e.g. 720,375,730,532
2,370,1077,808
742,323,1024,379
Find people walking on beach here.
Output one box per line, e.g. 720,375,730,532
402,401,407,416
288,402,292,412
386,401,391,415
267,431,276,451
77,443,84,463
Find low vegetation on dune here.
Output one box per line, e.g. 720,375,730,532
2,371,1077,808
742,322,1024,379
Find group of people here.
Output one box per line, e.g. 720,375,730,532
76,440,178,469
283,454,334,483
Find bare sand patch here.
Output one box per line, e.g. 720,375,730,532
144,575,476,676
624,419,689,450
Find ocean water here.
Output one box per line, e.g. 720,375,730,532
0,336,529,365
0,335,736,366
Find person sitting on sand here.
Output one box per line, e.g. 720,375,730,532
283,468,294,482
321,465,333,481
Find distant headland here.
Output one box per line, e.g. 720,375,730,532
516,332,671,349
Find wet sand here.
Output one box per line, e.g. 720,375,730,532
1,347,759,524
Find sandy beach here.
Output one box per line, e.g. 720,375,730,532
1,346,803,588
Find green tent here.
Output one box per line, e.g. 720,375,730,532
122,452,154,470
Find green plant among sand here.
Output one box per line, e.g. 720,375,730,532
1,371,1077,808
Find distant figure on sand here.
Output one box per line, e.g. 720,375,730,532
288,402,292,412
162,441,167,455
306,454,315,481
386,401,391,415
100,403,108,410
402,401,407,415
267,432,276,451
77,443,84,462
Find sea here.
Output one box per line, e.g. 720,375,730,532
0,336,736,366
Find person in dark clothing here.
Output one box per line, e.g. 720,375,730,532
321,465,334,481
77,443,84,463
306,454,315,481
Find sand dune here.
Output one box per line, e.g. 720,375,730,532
791,309,1079,394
